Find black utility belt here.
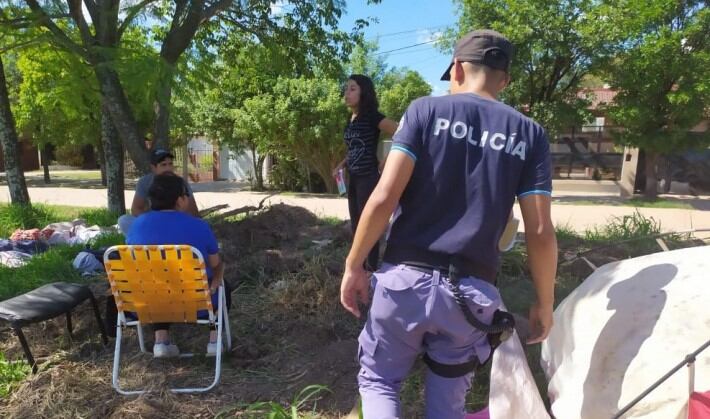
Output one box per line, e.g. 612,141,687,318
382,246,496,284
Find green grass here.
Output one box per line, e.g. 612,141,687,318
557,198,693,209
89,231,125,249
0,203,124,301
216,385,331,419
0,204,60,238
319,216,344,226
555,223,580,243
0,353,31,398
0,204,121,238
0,230,125,301
0,245,85,300
626,198,693,209
584,210,661,243
77,208,121,227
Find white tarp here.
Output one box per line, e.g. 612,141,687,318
489,319,551,419
541,246,710,419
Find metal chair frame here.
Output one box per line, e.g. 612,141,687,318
104,244,231,395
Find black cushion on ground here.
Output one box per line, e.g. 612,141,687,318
0,282,92,328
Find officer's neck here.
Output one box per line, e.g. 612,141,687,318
450,78,499,101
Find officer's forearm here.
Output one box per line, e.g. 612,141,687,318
345,191,396,269
525,224,557,307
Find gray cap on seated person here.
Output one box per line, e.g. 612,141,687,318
150,149,174,165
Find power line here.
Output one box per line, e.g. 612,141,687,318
365,23,451,40
385,45,440,57
375,38,443,55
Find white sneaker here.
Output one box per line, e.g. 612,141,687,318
153,342,180,358
206,341,224,357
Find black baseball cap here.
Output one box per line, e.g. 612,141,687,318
150,149,174,165
440,29,513,81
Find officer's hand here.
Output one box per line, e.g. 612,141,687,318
526,301,553,344
340,264,370,318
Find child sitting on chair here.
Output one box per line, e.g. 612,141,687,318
126,174,231,358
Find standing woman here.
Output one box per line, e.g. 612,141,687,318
334,74,398,271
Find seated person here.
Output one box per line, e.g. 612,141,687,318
126,174,230,358
118,149,199,234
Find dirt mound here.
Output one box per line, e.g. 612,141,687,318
215,204,350,285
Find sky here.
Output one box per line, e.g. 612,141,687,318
338,1,460,96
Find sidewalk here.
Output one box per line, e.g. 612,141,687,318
1,184,710,234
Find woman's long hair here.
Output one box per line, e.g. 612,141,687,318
348,74,379,116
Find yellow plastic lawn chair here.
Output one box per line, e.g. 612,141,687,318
103,244,231,395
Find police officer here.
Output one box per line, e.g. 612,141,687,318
340,29,558,418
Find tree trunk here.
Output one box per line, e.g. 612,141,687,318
94,65,151,175
97,141,107,186
249,145,265,191
644,150,659,199
41,143,51,184
315,167,337,194
152,66,174,150
660,154,672,193
256,155,266,191
306,153,337,194
0,55,30,205
151,0,220,149
101,101,125,215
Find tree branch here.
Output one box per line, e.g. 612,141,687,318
171,0,189,30
0,38,42,54
24,0,90,60
203,0,233,22
562,70,583,93
160,0,216,63
117,0,157,41
66,0,95,46
0,12,72,29
219,14,273,41
210,194,274,222
83,0,99,24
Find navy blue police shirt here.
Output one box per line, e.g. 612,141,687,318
388,93,552,277
344,111,385,176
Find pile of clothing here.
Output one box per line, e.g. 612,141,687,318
40,220,111,246
0,220,115,269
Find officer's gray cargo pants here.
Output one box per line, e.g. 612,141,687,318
358,264,501,419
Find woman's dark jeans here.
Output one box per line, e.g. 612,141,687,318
347,171,381,271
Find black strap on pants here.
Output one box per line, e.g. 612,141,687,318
402,256,516,378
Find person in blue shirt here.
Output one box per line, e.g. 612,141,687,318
340,30,558,418
126,174,230,358
117,149,199,235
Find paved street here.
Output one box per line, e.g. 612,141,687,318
2,180,710,234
